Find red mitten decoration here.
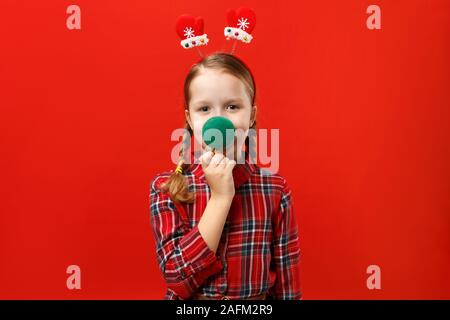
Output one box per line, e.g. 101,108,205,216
224,7,256,44
176,14,209,49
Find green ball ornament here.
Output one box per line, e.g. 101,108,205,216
202,116,235,150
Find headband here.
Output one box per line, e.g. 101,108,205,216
175,6,256,58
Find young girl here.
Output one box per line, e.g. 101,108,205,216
149,52,301,300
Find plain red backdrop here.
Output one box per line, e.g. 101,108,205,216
1,0,449,299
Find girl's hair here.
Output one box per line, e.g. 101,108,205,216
160,52,257,203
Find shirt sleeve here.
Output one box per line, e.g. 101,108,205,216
268,179,302,300
149,175,224,299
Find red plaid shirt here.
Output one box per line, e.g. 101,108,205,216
149,157,302,300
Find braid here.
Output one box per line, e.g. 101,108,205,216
245,120,257,163
179,123,193,169
160,122,195,203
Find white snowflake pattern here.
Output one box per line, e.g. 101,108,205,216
183,27,195,38
237,17,250,30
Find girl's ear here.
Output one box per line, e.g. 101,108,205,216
250,105,257,126
185,109,193,129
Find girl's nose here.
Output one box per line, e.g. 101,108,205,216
213,108,223,117
211,108,226,118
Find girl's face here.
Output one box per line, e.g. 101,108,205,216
186,68,256,159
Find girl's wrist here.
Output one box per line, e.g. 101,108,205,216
210,191,234,203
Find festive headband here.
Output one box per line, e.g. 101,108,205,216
175,6,256,57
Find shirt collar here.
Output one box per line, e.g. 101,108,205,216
189,151,256,189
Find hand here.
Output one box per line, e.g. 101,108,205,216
200,150,236,199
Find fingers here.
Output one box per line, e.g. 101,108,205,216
210,153,225,167
202,141,217,154
200,149,236,170
217,156,228,168
200,151,225,168
216,156,237,172
202,140,211,152
226,159,236,172
227,159,236,167
200,151,214,166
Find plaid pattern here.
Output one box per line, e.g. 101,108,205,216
149,157,302,300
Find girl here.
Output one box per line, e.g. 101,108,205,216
149,52,302,300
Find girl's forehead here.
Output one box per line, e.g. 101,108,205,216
190,69,247,100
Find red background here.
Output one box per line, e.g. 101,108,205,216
1,0,449,299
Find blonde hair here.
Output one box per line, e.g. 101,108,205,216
160,52,257,203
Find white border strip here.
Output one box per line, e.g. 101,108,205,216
224,27,253,43
180,34,209,49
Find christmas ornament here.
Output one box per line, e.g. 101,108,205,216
175,7,256,57
224,7,256,44
175,14,209,57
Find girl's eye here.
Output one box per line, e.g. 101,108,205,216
226,104,239,111
199,106,209,112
